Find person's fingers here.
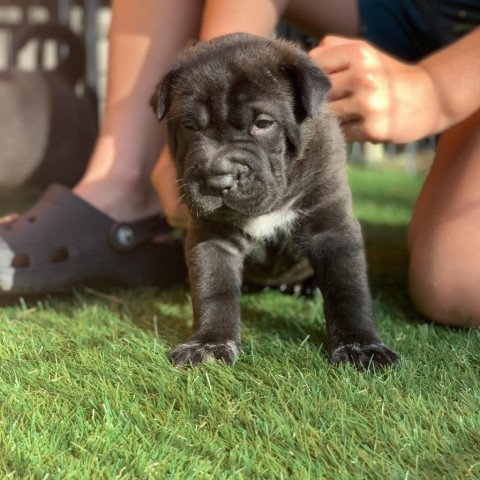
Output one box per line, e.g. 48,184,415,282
340,120,369,143
329,96,362,124
311,35,365,74
327,69,354,101
319,35,362,47
309,44,351,74
331,98,386,143
330,96,384,143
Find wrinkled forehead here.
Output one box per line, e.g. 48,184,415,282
169,65,293,127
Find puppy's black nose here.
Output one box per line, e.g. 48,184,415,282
206,174,235,193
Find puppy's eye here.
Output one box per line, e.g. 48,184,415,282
182,118,198,130
253,116,275,129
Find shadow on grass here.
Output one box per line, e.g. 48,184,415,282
362,221,409,285
241,294,327,345
361,220,427,326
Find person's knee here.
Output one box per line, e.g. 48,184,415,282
409,226,480,328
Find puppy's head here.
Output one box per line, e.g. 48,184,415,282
152,33,331,220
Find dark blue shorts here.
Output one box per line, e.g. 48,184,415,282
358,0,480,61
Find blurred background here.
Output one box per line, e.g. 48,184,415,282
0,0,433,193
0,0,109,190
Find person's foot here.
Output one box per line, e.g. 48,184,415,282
74,177,163,223
72,118,167,223
0,184,187,295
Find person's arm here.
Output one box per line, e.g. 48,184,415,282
420,28,480,135
309,28,480,144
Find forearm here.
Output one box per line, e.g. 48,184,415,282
200,0,287,40
420,28,480,134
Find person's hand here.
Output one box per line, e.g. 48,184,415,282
151,147,190,230
309,36,440,144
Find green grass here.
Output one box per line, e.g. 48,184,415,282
1,167,479,479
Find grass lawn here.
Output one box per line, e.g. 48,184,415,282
0,167,479,479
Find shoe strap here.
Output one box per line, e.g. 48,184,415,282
109,215,172,252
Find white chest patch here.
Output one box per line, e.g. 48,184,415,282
242,207,300,240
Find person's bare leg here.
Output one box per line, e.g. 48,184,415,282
199,0,360,40
408,109,480,327
74,0,204,222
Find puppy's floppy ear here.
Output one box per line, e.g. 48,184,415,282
150,69,175,121
287,58,331,121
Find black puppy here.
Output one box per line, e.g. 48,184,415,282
153,33,399,370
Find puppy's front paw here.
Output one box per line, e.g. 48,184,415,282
331,343,399,371
168,340,242,367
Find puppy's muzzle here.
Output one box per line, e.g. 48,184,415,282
202,158,251,196
206,173,235,193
